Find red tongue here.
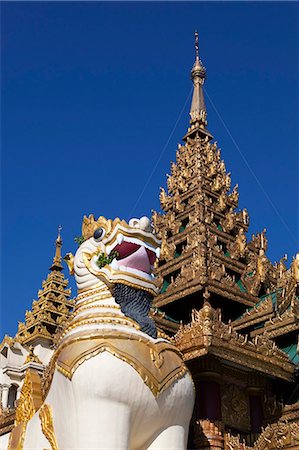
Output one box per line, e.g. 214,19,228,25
114,242,140,259
113,242,156,265
118,246,151,273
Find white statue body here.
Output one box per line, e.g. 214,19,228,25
10,216,195,450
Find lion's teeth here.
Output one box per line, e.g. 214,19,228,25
110,259,119,270
117,234,124,245
155,248,161,258
106,246,112,255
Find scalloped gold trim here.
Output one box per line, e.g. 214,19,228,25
61,316,140,337
39,404,59,450
55,331,188,398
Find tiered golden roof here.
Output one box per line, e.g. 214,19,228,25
152,33,299,449
16,230,74,345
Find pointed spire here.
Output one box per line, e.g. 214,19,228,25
190,31,207,125
50,225,63,271
183,32,212,142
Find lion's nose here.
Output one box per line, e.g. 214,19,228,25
128,216,152,232
139,216,151,232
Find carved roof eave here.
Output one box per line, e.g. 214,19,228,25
0,335,15,352
175,308,294,381
208,280,257,306
281,402,299,423
207,339,293,381
232,295,299,338
155,279,204,308
232,297,274,330
151,310,180,333
17,332,53,345
155,279,256,309
0,409,15,436
177,334,294,381
182,125,213,142
156,245,249,277
251,312,299,338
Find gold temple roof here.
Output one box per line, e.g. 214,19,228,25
16,230,74,345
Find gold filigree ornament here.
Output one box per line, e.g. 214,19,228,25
8,369,43,450
82,215,128,240
39,404,59,450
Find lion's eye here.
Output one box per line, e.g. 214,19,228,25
94,228,105,241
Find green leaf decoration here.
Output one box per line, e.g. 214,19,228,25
74,235,86,246
96,251,119,269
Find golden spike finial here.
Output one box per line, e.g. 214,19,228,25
57,225,62,241
50,226,63,271
195,30,199,61
189,31,207,128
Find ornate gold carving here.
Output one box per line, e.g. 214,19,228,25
241,250,270,296
24,346,42,364
250,229,268,253
174,304,292,379
76,286,110,300
229,183,239,204
0,335,15,351
15,241,73,345
159,187,172,210
15,369,43,424
193,419,224,449
291,253,299,283
222,383,250,431
82,214,113,240
253,420,299,449
63,312,140,333
273,254,288,288
215,191,227,212
224,432,247,450
262,392,283,419
39,404,59,450
228,228,247,259
8,369,43,450
221,209,236,232
7,423,27,450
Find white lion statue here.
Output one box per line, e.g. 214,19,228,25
8,215,194,450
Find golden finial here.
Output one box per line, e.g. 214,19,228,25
57,225,62,242
192,30,205,77
50,226,63,271
25,346,42,364
190,31,207,127
195,30,199,61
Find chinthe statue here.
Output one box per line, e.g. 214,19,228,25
9,215,194,450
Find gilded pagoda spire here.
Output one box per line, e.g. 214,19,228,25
190,31,206,125
184,32,212,141
50,226,63,272
153,33,274,320
16,229,74,345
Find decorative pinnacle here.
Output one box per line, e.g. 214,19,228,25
191,31,206,80
50,226,63,271
189,31,207,127
57,225,62,241
195,30,199,60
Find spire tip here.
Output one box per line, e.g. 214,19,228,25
195,31,199,60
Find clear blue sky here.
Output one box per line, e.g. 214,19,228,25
1,2,298,340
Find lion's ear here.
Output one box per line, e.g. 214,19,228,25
64,253,74,275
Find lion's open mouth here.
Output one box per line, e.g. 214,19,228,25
105,234,159,279
113,242,157,274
